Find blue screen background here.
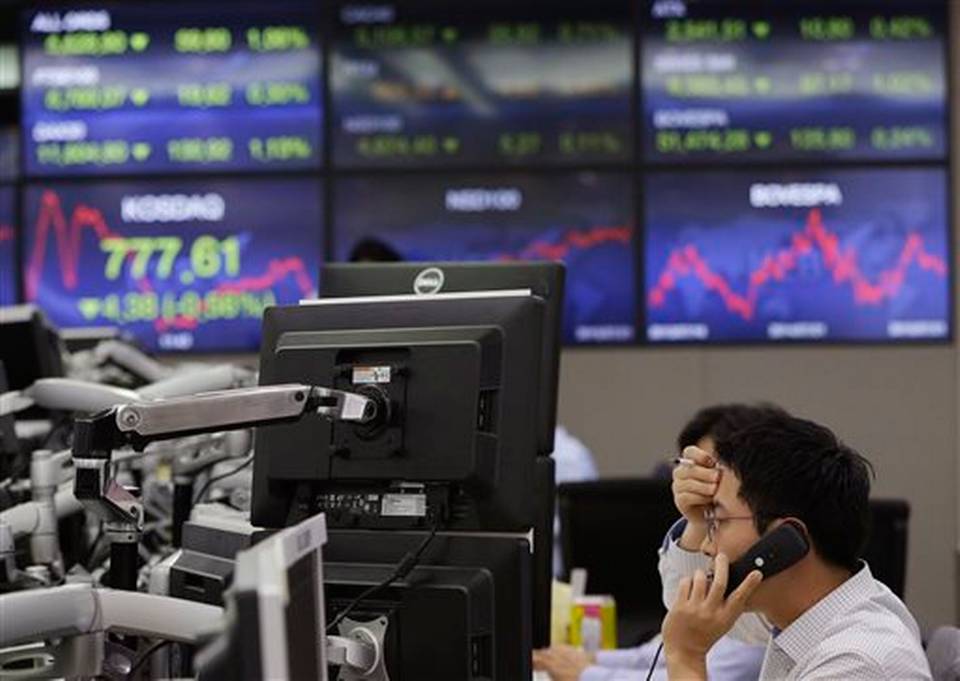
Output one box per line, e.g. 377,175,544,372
334,172,637,343
645,168,950,342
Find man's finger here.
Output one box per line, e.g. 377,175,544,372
707,553,729,605
675,576,693,604
682,445,716,467
673,479,719,498
691,569,708,601
673,463,721,484
725,569,764,612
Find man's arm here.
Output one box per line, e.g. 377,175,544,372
659,518,712,609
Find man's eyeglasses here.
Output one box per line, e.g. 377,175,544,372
703,506,754,543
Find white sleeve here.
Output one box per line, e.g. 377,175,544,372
658,528,773,646
658,528,711,610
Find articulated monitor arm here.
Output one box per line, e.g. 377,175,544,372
70,384,377,589
74,383,376,457
72,382,377,507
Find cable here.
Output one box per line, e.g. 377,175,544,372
83,522,105,571
645,641,664,681
192,455,253,505
126,639,174,679
326,521,441,634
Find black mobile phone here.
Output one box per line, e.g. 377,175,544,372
724,519,810,597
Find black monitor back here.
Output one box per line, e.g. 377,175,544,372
0,305,64,391
325,529,531,681
321,262,564,455
558,478,677,646
862,498,910,599
252,294,543,533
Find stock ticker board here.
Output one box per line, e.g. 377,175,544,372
21,3,323,177
333,172,637,344
0,186,15,306
7,1,955,349
22,178,323,352
330,0,633,167
642,0,948,161
644,168,950,343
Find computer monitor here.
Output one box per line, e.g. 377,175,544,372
324,529,532,681
252,291,546,533
558,478,678,646
196,512,328,681
0,305,64,392
321,261,564,455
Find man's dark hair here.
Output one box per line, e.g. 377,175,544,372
714,414,874,571
677,403,789,452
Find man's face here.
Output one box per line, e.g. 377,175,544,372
696,456,781,610
694,435,761,563
699,466,759,561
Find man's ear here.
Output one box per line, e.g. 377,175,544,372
776,517,814,559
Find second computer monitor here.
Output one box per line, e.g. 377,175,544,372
253,291,546,533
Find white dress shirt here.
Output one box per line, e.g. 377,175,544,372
658,524,932,680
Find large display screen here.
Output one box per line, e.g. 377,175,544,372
0,186,15,305
21,2,322,177
331,0,632,167
642,0,948,161
334,172,636,343
23,178,323,351
645,168,950,343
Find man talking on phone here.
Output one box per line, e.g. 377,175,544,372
661,413,931,680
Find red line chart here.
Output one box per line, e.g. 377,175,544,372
648,208,947,321
496,225,632,262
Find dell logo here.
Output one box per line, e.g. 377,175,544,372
413,267,445,295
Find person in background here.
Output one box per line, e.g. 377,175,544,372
534,403,784,681
660,413,931,680
348,237,402,263
552,424,600,577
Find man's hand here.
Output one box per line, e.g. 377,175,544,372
532,645,595,681
661,553,763,680
672,445,720,550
